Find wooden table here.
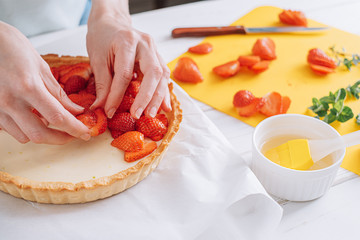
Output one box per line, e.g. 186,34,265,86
30,0,360,239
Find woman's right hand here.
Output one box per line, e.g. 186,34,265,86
0,21,91,144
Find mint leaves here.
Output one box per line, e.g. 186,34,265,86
309,81,360,124
329,46,360,71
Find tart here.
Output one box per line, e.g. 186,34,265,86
0,54,182,204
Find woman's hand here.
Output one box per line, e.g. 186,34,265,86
86,0,172,119
0,22,91,144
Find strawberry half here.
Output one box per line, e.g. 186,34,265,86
117,95,135,113
233,90,255,107
237,56,261,68
251,60,271,74
309,64,335,75
259,92,283,117
108,112,136,132
64,75,87,95
111,131,145,152
76,108,107,136
59,63,91,84
110,129,124,139
156,114,168,127
252,38,276,60
280,96,291,114
213,60,240,78
68,91,96,109
279,9,307,27
307,48,336,70
188,42,213,54
124,141,157,162
135,115,168,141
172,57,204,83
85,75,96,95
125,80,141,98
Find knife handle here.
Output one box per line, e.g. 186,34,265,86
171,26,246,38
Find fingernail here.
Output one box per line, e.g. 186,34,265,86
149,107,157,118
135,107,143,119
80,133,91,141
107,108,116,118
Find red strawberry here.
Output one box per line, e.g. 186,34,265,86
110,129,124,139
259,92,282,117
309,64,335,75
279,9,307,27
76,108,107,136
135,115,168,141
108,112,136,132
213,60,240,78
51,67,60,81
233,90,255,107
57,64,74,76
280,96,291,114
124,141,157,162
68,91,96,109
307,48,336,70
235,97,264,117
132,62,144,82
125,81,141,98
111,131,144,152
252,38,276,60
237,56,261,68
117,95,135,113
59,63,91,84
172,57,203,83
251,60,271,74
64,75,87,94
188,42,213,54
86,75,97,95
156,114,168,127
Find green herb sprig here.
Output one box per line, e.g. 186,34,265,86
356,114,360,125
329,46,360,71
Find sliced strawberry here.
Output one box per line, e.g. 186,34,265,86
86,75,96,95
309,64,335,75
233,90,255,107
124,141,157,162
188,42,213,54
235,97,264,117
213,60,241,78
57,64,74,76
237,56,261,68
59,63,91,84
279,9,307,27
136,115,168,141
76,109,97,129
156,114,168,127
307,48,337,69
252,38,276,60
117,95,135,113
51,67,60,81
76,108,107,136
110,129,124,139
108,112,136,132
172,57,203,83
125,80,141,98
259,92,282,117
280,96,291,114
251,60,271,74
111,131,145,152
68,91,96,109
64,75,87,94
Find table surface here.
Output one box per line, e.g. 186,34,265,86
29,0,360,239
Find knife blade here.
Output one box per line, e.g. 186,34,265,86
171,26,329,38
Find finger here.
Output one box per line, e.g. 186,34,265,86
90,57,113,110
160,85,172,112
155,52,172,112
40,62,84,115
10,106,74,145
104,46,136,118
144,76,167,117
130,40,162,119
0,113,29,143
27,86,91,141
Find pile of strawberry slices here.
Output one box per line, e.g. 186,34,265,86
49,62,169,162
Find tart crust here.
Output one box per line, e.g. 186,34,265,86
0,54,182,204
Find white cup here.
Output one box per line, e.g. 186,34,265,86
251,114,345,201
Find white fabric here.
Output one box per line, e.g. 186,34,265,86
0,0,87,37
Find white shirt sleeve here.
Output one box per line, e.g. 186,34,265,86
0,0,87,37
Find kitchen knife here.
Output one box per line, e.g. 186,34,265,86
171,26,329,38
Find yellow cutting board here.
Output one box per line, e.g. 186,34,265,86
168,6,360,174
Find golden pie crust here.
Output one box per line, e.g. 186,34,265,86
0,54,182,204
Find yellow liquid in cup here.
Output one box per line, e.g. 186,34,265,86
261,135,334,170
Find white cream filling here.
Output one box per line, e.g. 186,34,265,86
0,130,139,183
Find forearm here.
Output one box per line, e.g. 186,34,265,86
89,0,131,25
